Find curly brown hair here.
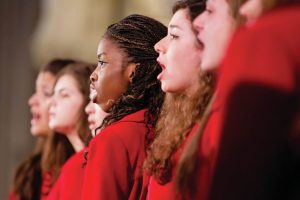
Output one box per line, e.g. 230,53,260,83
144,72,214,184
142,0,215,185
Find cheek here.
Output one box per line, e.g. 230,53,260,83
68,100,84,120
37,103,50,128
93,116,102,127
97,70,128,102
59,99,82,118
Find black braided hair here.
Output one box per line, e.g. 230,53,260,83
99,14,167,145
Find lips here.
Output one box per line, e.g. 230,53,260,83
197,35,205,49
157,59,166,80
157,59,166,69
48,111,55,119
30,112,41,125
88,120,96,130
90,90,97,103
48,107,56,120
89,84,97,102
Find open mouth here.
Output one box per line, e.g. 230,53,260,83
31,112,41,124
89,85,98,102
196,37,204,49
49,111,55,119
90,90,97,102
156,60,166,80
157,59,166,70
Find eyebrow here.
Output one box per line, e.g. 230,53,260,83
58,88,68,93
97,53,106,60
169,24,182,30
41,85,52,90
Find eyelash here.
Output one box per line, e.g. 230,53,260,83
60,93,69,98
170,33,179,40
98,60,107,68
44,91,53,98
206,8,213,14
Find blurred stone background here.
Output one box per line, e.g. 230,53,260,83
0,0,173,198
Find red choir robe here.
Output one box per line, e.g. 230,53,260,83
202,4,300,200
146,124,200,200
40,171,52,200
9,169,54,200
9,191,18,200
48,149,86,200
81,109,150,200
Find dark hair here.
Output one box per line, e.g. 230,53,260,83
99,14,167,145
227,0,247,24
260,0,298,12
42,61,95,186
173,0,206,20
12,59,73,200
42,59,76,75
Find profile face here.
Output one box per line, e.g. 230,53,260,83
239,0,263,25
49,75,84,134
193,0,236,72
155,8,202,94
90,38,130,112
28,72,55,136
85,101,108,134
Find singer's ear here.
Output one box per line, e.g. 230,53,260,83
125,63,138,83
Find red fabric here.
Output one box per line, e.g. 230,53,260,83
9,171,53,200
81,109,150,200
146,124,199,200
8,192,18,200
202,4,300,200
48,149,86,200
40,171,52,200
9,173,52,200
195,103,221,200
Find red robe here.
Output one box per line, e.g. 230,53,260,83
200,4,300,200
40,172,52,200
146,124,199,200
81,109,150,200
48,149,86,200
9,169,55,200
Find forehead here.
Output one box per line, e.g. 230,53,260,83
207,0,218,4
207,0,228,7
169,9,190,28
37,72,55,84
55,75,78,90
36,72,55,90
97,38,125,58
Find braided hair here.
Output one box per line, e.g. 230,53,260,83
99,14,167,144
